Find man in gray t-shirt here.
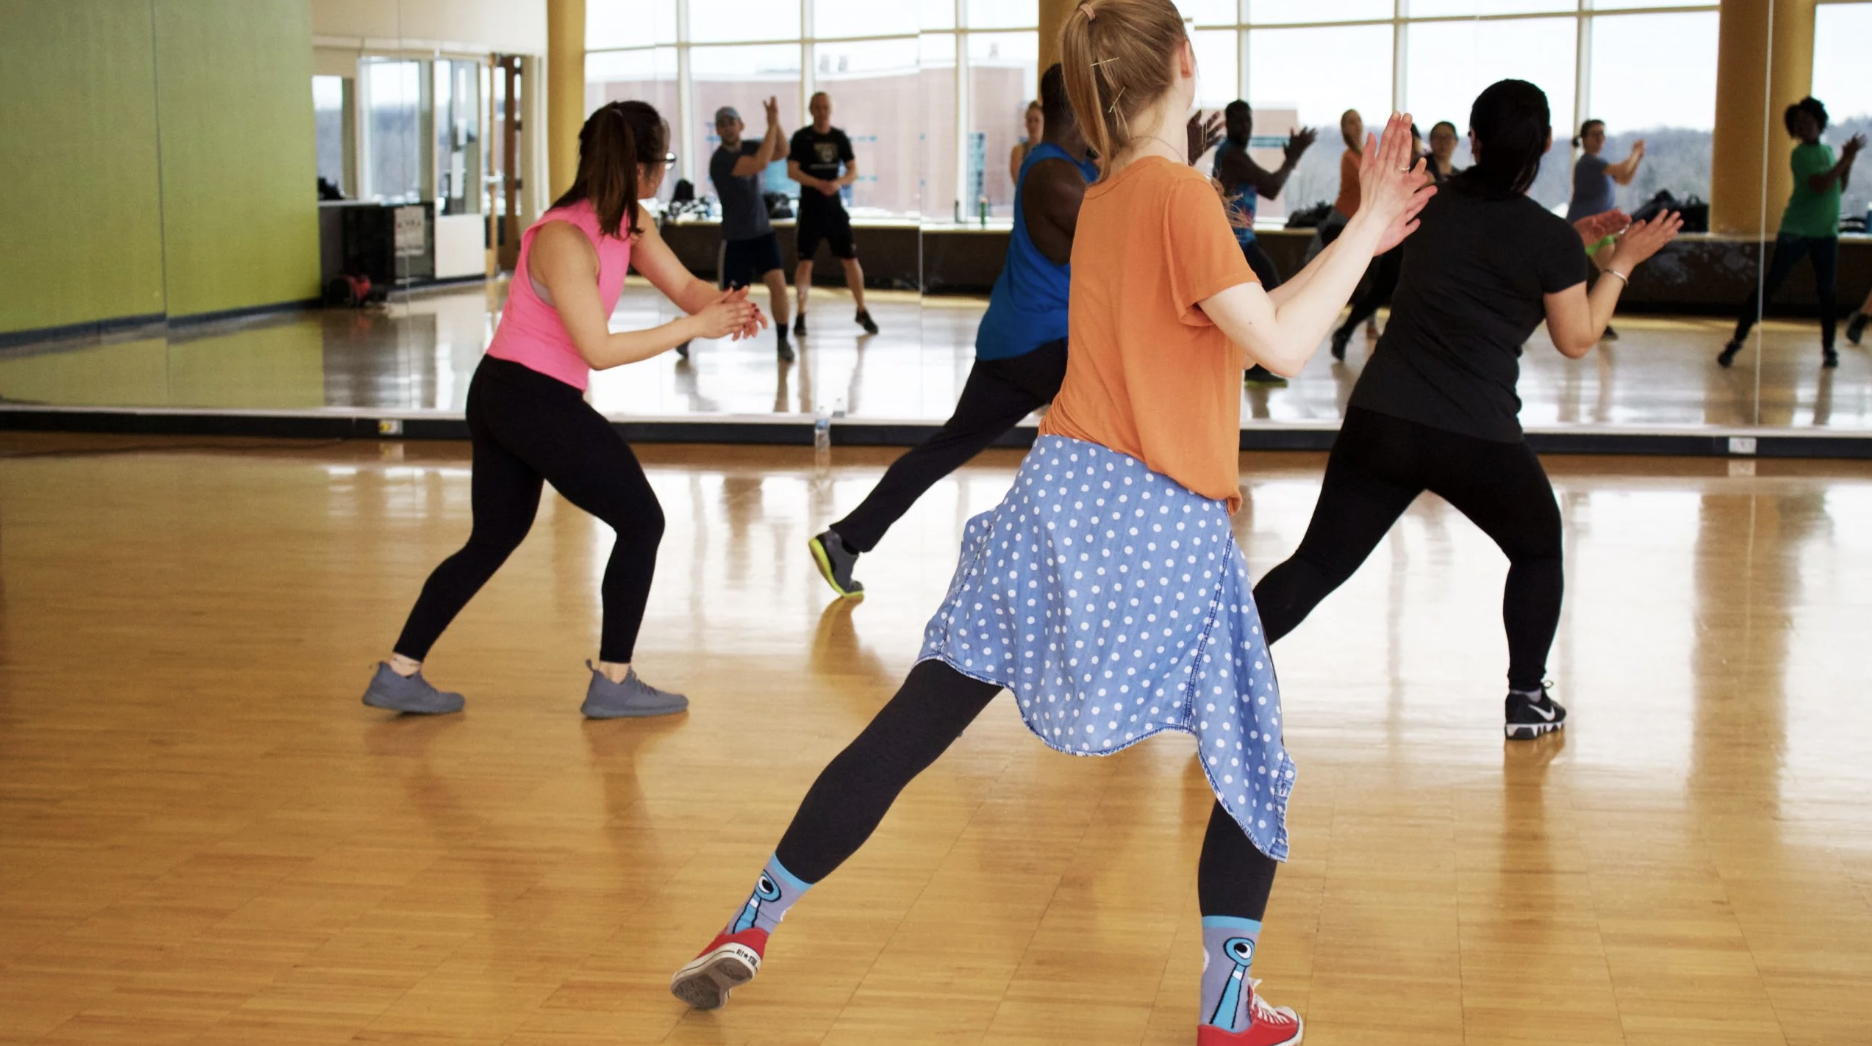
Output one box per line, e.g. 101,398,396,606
709,99,793,360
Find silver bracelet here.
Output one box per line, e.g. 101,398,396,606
1604,269,1630,286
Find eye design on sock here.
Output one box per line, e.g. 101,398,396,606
1209,936,1257,1028
731,873,783,934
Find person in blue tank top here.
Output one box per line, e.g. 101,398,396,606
807,63,1221,597
1212,100,1316,386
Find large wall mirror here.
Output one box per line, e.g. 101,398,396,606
0,0,1866,459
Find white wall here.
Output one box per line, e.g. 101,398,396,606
311,0,546,55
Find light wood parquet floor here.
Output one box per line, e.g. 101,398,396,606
1,434,1869,1045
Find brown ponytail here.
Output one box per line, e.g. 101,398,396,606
1058,0,1188,181
555,101,667,238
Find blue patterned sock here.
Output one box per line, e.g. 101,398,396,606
724,854,812,936
1199,916,1262,1032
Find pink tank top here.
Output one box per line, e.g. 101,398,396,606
486,199,633,391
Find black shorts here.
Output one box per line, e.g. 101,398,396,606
719,232,784,289
796,208,857,261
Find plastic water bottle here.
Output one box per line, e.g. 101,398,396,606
813,405,831,452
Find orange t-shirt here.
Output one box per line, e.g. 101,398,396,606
1040,157,1258,513
1333,149,1362,217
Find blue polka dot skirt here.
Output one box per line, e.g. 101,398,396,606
918,436,1296,861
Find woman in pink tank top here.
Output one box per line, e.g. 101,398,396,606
361,101,766,719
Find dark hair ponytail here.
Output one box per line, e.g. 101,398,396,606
1571,118,1603,148
555,101,668,239
1452,79,1550,200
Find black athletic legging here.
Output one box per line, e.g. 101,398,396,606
1335,248,1403,342
833,340,1068,553
773,659,1278,921
1732,233,1839,349
394,356,665,664
1253,407,1563,692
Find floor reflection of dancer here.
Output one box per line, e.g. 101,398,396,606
1252,80,1683,741
788,91,879,337
1212,100,1315,387
806,63,1214,597
709,99,794,362
669,3,1432,1042
360,102,763,719
1720,97,1863,370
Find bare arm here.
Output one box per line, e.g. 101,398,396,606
1202,114,1435,376
1809,136,1864,193
529,221,761,370
1010,145,1024,190
1608,140,1645,184
1543,211,1682,357
837,157,859,189
1022,159,1088,266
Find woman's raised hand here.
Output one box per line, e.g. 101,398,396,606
1573,208,1629,248
695,287,764,341
1361,112,1436,253
1603,210,1684,273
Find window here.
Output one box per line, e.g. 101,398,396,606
814,0,917,39
1246,0,1390,24
588,0,676,48
815,38,923,216
691,44,803,204
1814,3,1872,225
1587,11,1718,214
966,0,1037,32
1191,29,1238,111
585,48,680,204
690,0,799,43
966,32,1038,218
313,75,351,197
360,59,426,204
1405,17,1577,211
921,32,959,221
1249,24,1392,213
434,61,482,215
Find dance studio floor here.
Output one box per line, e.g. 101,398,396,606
2,282,1869,433
2,433,1869,1045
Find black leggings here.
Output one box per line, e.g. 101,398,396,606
394,357,666,664
773,659,1278,921
1253,407,1563,692
1336,249,1403,340
1732,233,1839,348
833,340,1068,553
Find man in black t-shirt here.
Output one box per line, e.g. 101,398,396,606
786,91,878,336
710,99,793,361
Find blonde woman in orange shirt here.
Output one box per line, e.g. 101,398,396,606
669,2,1432,1041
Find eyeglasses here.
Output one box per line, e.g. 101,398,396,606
664,152,678,169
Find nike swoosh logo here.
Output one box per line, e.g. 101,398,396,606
1526,703,1557,721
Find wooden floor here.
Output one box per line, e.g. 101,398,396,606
1,434,1870,1045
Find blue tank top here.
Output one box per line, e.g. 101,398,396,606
1213,139,1258,244
975,142,1100,361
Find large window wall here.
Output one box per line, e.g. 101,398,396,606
585,1,1867,225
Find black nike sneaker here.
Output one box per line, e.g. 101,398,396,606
855,309,879,335
1504,685,1567,740
793,314,807,337
1823,346,1839,368
1848,312,1868,346
808,529,864,598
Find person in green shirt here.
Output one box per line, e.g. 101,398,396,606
1721,96,1864,368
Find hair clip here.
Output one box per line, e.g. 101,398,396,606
1107,86,1126,114
1091,56,1119,69
1083,3,1097,19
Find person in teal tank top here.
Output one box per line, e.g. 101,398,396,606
1212,101,1316,385
807,63,1220,598
1721,96,1864,369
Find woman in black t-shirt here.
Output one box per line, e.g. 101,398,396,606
1253,79,1682,740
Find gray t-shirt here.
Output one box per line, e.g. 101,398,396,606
1566,153,1614,221
710,141,772,242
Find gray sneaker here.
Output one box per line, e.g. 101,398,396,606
361,662,465,715
582,661,688,719
809,529,865,597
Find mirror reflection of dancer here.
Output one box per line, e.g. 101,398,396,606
1720,96,1863,370
809,65,1218,597
669,3,1434,1043
1849,284,1871,347
1567,119,1644,341
788,91,879,337
1428,119,1462,182
359,102,763,719
1010,98,1043,189
1252,80,1683,742
1213,100,1316,386
710,99,795,362
1329,122,1430,362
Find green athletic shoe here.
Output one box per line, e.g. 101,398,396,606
809,529,865,598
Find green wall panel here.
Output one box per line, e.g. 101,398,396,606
0,1,167,335
154,0,320,319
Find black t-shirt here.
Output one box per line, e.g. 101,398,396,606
788,126,854,218
710,140,772,241
1348,187,1590,442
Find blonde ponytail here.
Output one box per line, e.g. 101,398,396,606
1058,0,1189,180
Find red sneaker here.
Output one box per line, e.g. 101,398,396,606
670,928,768,1010
1197,981,1304,1045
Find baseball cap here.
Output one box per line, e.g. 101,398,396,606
714,106,741,126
